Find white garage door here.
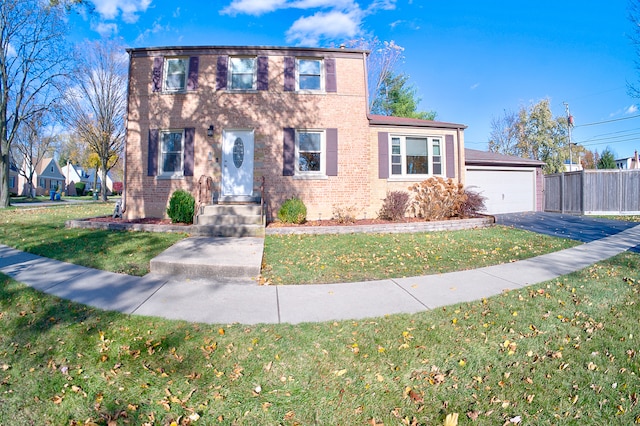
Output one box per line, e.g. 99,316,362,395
465,167,536,214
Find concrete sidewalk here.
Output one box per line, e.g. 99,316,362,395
1,223,639,325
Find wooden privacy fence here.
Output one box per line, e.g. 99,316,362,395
544,169,640,214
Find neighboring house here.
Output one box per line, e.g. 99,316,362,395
123,46,467,220
615,151,640,170
465,149,545,214
8,162,19,195
61,163,115,195
563,160,583,172
61,162,85,195
17,157,65,196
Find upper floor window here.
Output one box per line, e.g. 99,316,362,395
296,130,325,175
297,59,322,91
390,135,444,177
159,130,184,176
164,57,188,92
229,57,256,90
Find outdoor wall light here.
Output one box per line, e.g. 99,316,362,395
207,125,214,137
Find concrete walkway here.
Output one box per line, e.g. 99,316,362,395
1,220,639,325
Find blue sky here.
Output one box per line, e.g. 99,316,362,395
69,0,640,159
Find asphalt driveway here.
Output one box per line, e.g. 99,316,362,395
495,212,640,253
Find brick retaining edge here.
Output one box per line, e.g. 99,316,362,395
66,216,494,236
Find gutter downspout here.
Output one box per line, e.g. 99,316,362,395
457,127,464,184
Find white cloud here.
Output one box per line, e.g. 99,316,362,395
625,104,638,114
222,0,394,46
92,21,119,37
286,10,360,45
222,0,288,16
134,19,169,45
470,83,480,90
89,0,152,23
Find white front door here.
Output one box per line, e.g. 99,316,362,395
222,129,254,196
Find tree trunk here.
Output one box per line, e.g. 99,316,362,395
101,167,108,202
0,150,9,207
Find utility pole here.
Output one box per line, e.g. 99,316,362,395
563,102,574,171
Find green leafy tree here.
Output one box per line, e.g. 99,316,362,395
489,99,568,173
371,73,437,120
597,147,617,169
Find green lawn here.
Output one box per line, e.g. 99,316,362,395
0,205,639,423
0,253,638,425
262,227,580,284
0,204,185,276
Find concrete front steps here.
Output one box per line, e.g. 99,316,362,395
193,203,265,238
149,202,265,281
149,236,264,282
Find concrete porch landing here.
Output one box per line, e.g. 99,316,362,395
149,237,264,281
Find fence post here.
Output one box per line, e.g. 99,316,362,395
580,170,585,214
560,172,565,214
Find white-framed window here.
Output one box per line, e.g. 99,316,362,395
297,58,322,91
159,130,185,176
390,135,444,177
39,178,45,188
229,57,256,90
296,130,325,175
163,57,188,92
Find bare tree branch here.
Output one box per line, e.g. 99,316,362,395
0,0,69,207
61,38,127,201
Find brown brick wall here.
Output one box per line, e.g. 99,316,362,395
124,47,463,221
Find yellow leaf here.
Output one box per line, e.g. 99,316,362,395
335,369,347,377
443,413,459,426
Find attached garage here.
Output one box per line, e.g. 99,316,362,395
464,149,545,214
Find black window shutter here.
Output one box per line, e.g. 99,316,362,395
378,132,389,179
257,56,269,91
184,128,195,177
148,128,159,176
284,56,295,91
283,128,295,176
326,128,338,176
325,58,337,93
445,134,455,178
152,57,163,92
187,57,199,91
216,55,228,90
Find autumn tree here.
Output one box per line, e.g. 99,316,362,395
61,38,127,201
489,99,568,173
0,0,69,207
11,110,58,197
597,147,617,169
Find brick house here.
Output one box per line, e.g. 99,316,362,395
123,46,466,221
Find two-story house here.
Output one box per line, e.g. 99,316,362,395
17,157,65,197
123,46,466,221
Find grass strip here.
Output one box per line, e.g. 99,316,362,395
263,226,580,284
0,253,638,424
